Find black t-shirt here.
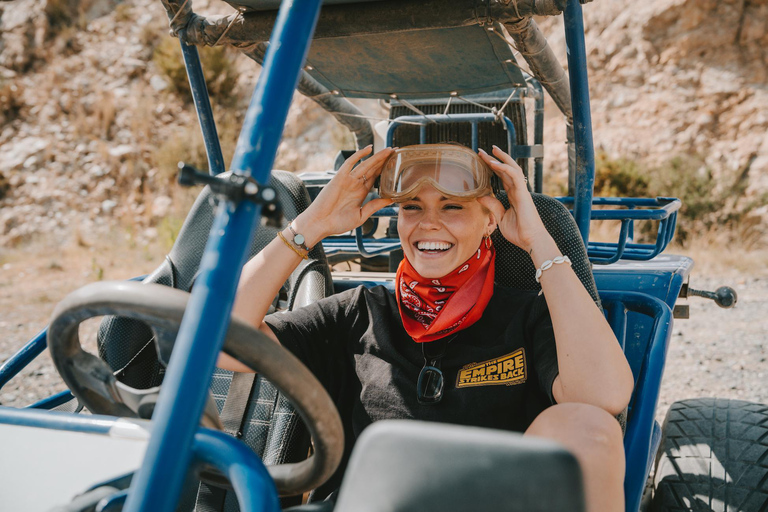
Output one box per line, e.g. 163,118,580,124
264,284,559,443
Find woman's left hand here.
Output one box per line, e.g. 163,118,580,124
477,146,550,253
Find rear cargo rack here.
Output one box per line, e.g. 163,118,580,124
557,197,681,264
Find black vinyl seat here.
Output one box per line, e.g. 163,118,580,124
96,170,332,510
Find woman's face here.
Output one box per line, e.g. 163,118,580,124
397,184,496,278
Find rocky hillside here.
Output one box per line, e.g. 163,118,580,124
539,0,768,197
0,0,346,249
0,0,766,249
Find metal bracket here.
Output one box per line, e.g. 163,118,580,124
177,162,283,227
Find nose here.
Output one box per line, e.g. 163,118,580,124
418,208,441,230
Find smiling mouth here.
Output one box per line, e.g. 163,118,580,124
415,241,454,253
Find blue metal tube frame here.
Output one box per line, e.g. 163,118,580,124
529,78,545,194
0,408,280,512
179,35,226,176
385,113,517,154
601,291,673,512
26,389,75,410
123,3,323,512
563,0,597,245
0,328,46,391
193,429,280,512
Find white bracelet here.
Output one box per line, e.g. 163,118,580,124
535,255,572,283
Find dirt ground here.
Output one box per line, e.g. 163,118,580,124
1,239,767,425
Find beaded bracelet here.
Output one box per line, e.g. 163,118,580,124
535,255,571,283
277,230,309,260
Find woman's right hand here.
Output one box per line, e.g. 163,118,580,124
292,145,395,247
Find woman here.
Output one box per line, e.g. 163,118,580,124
223,144,634,512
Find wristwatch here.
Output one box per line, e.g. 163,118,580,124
288,224,311,252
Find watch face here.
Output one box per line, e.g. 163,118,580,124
294,233,305,246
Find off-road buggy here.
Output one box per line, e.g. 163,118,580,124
0,1,764,511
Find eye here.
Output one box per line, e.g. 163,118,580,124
443,203,464,210
401,203,421,211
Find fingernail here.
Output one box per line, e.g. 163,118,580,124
492,145,499,150
478,148,487,154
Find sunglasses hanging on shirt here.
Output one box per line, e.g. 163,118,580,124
416,335,457,405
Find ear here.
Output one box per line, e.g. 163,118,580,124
485,206,497,236
477,195,501,235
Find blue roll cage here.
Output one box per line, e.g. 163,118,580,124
0,1,691,511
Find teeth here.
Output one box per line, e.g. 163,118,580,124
417,241,452,251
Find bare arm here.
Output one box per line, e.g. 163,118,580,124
218,146,394,372
479,147,633,416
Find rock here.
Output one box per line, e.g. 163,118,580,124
150,75,168,92
108,144,136,159
151,195,172,219
101,199,117,213
0,136,49,171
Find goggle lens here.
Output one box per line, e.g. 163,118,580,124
396,162,478,195
379,144,491,201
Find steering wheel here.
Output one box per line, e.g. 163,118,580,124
47,281,344,496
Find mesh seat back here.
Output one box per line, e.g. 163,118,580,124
492,192,600,308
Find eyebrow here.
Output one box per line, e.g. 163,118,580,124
410,195,453,202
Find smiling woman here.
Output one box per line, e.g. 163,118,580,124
224,144,634,512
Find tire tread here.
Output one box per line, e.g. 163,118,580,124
653,398,768,512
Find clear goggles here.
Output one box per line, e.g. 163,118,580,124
378,144,493,201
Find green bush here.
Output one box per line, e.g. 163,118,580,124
595,153,767,248
153,37,239,104
594,152,649,198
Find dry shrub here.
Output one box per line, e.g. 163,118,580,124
152,37,239,104
94,90,117,139
44,0,81,37
71,89,117,140
114,3,133,22
0,80,26,126
151,109,242,181
49,25,83,57
0,171,10,200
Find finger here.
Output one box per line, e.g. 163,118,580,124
482,147,527,197
477,195,507,227
354,146,395,176
478,148,516,190
338,145,373,174
491,145,523,172
364,147,397,178
360,197,393,220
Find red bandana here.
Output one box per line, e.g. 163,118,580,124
396,241,496,343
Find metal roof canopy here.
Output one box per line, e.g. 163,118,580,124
303,22,526,99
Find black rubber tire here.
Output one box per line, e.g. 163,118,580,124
651,398,768,512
